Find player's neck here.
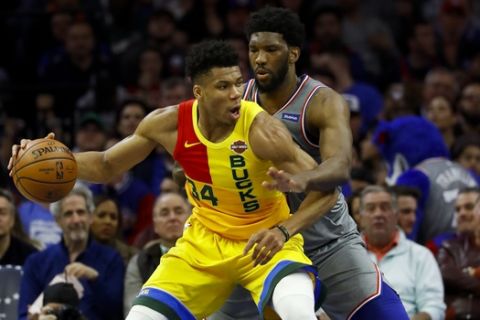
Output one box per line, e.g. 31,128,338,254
197,111,235,143
258,71,299,114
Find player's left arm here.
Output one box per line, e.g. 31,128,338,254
251,113,338,234
263,88,352,193
245,113,338,265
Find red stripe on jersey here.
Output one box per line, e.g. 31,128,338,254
173,100,212,184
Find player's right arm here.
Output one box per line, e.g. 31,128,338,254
9,106,179,184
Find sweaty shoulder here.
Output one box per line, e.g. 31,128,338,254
307,86,349,128
136,105,179,153
249,112,296,162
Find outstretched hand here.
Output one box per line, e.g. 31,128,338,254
7,132,55,176
243,228,285,266
261,167,307,193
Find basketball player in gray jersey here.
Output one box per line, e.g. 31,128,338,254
211,7,408,320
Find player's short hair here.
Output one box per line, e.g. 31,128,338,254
245,7,305,48
185,40,239,84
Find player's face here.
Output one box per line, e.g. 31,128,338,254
153,194,190,244
0,197,14,237
58,195,92,243
249,32,290,92
195,67,244,126
397,195,417,235
455,192,480,234
91,200,119,242
361,191,397,241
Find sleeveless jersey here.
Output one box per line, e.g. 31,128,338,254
243,75,358,253
415,158,477,242
173,99,290,240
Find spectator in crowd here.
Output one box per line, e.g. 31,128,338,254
435,0,480,69
382,82,420,121
338,0,400,88
126,46,164,108
124,192,190,315
401,19,440,82
115,98,148,139
90,196,138,266
307,5,365,81
373,116,478,243
437,187,480,319
18,184,124,320
117,9,186,84
421,68,458,113
457,82,480,135
74,112,107,152
17,199,62,249
464,195,480,277
390,185,421,236
0,188,38,265
159,77,190,107
425,96,458,150
360,185,445,319
39,21,116,122
451,134,480,183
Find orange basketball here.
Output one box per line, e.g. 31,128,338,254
12,139,77,203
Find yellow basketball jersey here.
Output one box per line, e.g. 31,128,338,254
173,99,290,240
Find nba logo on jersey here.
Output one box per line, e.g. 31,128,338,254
230,140,248,154
281,113,300,122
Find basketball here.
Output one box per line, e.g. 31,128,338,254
12,139,77,203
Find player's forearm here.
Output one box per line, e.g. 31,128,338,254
281,189,338,236
299,157,350,192
74,151,115,183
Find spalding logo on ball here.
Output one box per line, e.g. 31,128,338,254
12,138,78,203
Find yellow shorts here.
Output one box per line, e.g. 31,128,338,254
133,216,323,319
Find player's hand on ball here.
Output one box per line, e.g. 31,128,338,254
8,132,55,175
262,167,307,193
65,262,99,280
243,228,285,266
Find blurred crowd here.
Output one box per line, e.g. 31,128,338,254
1,0,480,319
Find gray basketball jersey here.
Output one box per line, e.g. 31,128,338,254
415,158,477,243
243,75,358,253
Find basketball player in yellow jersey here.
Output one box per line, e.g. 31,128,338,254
9,41,338,320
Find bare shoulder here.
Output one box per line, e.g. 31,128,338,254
137,105,179,138
307,87,349,128
250,112,295,161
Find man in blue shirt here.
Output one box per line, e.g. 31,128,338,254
18,184,124,320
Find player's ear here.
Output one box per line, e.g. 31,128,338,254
193,85,202,99
288,47,300,64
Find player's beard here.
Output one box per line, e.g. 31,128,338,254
256,56,289,93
